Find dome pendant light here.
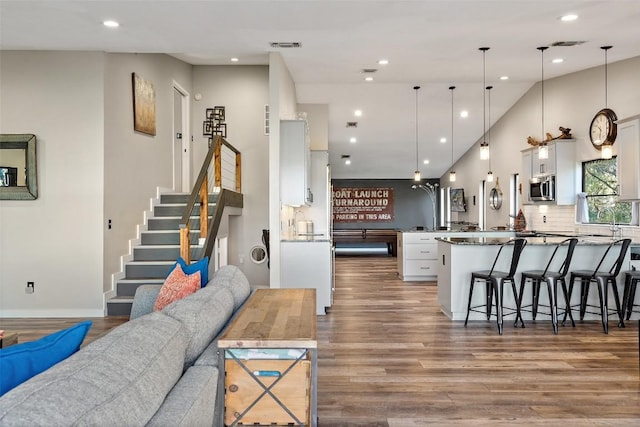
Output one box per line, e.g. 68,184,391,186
479,47,490,160
537,46,549,160
486,85,494,182
600,46,614,160
449,86,456,182
413,85,421,181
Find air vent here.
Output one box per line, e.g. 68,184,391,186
269,42,302,48
361,69,378,74
551,41,587,47
341,155,351,159
346,122,358,128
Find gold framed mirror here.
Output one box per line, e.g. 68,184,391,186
0,134,38,200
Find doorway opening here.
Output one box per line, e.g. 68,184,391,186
173,82,190,192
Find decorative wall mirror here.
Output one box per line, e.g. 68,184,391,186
250,245,267,264
489,177,502,210
0,134,38,200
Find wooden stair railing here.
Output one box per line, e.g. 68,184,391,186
179,136,243,263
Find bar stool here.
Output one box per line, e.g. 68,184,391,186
465,238,527,335
563,238,631,334
517,238,578,334
622,269,640,320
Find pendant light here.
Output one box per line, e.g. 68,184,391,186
479,47,490,160
537,46,549,160
600,46,614,159
413,85,421,181
449,85,456,182
486,85,494,182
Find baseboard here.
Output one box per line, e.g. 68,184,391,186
0,309,106,318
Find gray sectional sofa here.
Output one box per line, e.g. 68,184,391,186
0,265,251,426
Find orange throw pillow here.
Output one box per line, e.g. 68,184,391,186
153,264,201,311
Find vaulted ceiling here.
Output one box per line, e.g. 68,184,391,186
2,0,640,179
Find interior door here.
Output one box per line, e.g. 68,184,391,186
173,88,183,191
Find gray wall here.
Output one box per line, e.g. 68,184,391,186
332,179,440,231
192,65,270,287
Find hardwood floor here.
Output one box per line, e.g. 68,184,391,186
2,256,639,426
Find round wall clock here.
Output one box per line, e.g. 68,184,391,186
589,108,617,150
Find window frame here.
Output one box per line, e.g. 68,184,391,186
581,156,631,225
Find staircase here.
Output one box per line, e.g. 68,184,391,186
106,193,217,316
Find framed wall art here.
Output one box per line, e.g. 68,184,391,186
132,73,156,136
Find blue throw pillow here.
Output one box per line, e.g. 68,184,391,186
176,256,209,287
0,320,92,396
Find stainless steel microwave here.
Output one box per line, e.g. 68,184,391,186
529,175,555,201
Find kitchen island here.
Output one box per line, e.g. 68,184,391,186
436,236,634,322
397,230,514,281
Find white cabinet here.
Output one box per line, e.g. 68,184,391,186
281,120,312,206
281,241,332,315
521,139,576,205
617,116,640,201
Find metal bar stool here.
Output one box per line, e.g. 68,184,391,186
465,238,527,335
563,238,631,334
622,269,640,320
517,238,578,334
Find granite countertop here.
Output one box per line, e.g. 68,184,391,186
437,236,633,246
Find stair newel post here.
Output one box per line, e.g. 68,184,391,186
179,225,191,264
235,152,242,193
199,177,209,243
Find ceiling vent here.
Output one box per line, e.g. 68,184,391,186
346,122,358,128
341,155,350,159
551,41,587,47
361,68,378,74
269,42,302,48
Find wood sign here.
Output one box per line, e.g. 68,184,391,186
332,187,394,223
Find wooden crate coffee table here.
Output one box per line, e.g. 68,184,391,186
217,288,317,426
0,331,18,348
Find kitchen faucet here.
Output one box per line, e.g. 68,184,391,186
606,206,621,239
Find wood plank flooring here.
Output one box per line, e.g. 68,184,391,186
2,256,639,426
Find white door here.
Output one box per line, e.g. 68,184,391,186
173,83,191,192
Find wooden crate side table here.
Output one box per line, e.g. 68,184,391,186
217,288,317,427
0,331,18,348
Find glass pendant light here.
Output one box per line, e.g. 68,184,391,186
537,46,549,160
486,84,494,182
601,46,614,159
449,85,456,182
479,47,490,160
413,85,421,181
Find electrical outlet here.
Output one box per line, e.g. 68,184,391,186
26,281,35,294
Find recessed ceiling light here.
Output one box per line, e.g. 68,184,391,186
423,159,430,165
500,75,509,80
460,110,469,118
345,159,351,165
377,59,389,65
350,137,357,143
103,20,119,28
364,76,373,82
552,58,564,64
230,57,239,62
560,14,578,22
440,137,447,143
354,110,363,117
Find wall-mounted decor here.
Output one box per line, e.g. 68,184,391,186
203,106,227,146
450,188,467,212
132,73,156,136
0,134,38,200
332,187,394,223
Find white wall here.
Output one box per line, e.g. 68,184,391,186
0,51,105,316
191,65,270,287
441,55,640,240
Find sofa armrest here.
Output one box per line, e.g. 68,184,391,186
130,285,162,320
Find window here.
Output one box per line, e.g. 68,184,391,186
582,157,631,224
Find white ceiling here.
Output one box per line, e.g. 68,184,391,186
2,0,640,179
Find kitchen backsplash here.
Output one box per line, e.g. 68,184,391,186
523,205,640,241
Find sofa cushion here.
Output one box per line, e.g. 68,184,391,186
162,285,234,369
176,256,209,288
0,320,92,396
154,263,200,311
0,312,188,426
211,265,251,310
146,365,218,426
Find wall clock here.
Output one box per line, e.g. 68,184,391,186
589,108,617,150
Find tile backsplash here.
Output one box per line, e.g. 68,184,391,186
523,205,640,241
